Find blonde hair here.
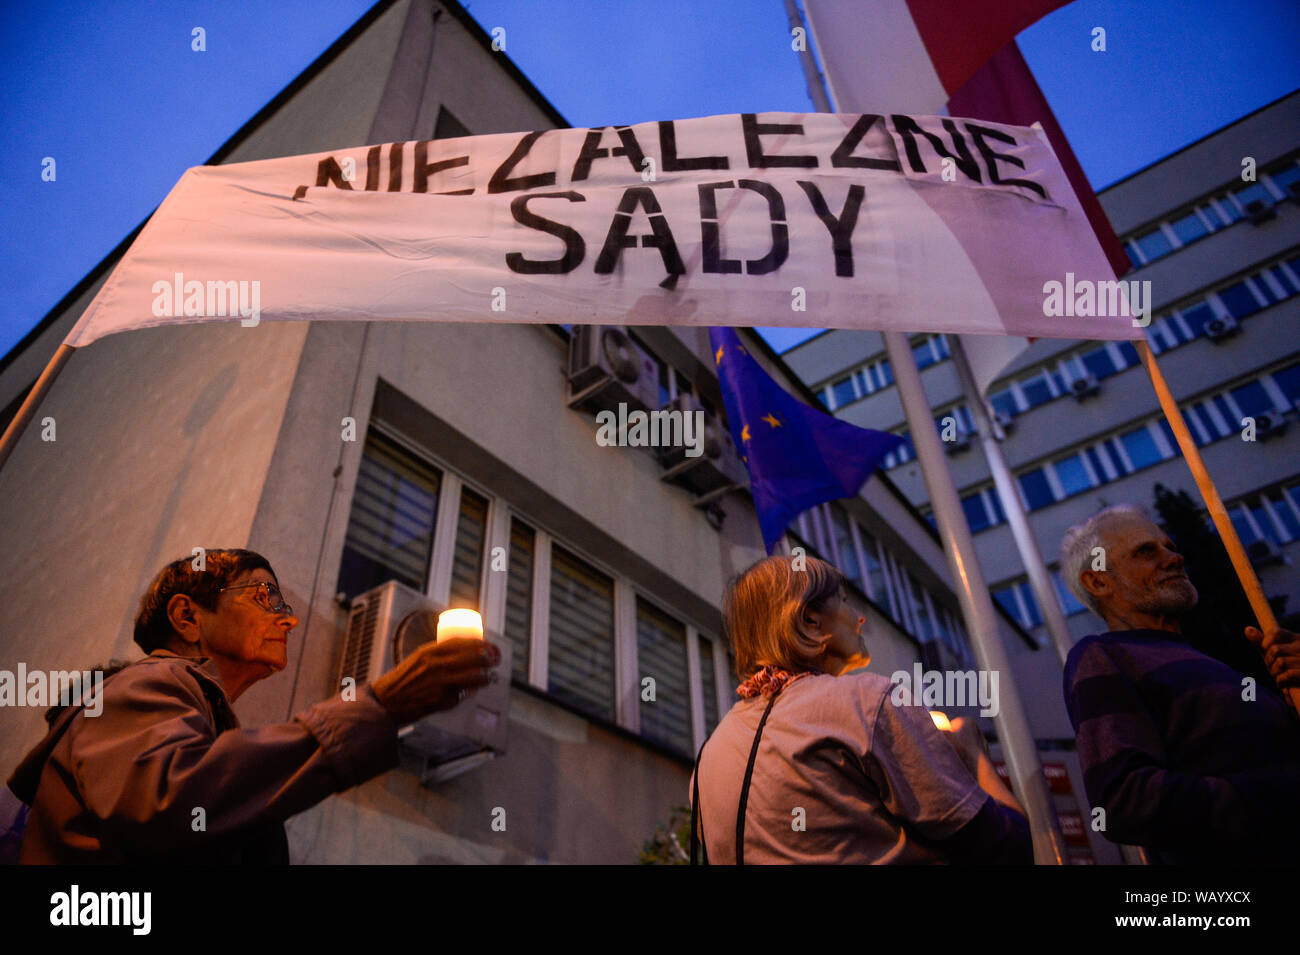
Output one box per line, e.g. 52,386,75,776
723,555,845,678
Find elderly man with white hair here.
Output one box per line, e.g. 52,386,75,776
1059,504,1300,864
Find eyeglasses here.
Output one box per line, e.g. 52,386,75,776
220,581,294,617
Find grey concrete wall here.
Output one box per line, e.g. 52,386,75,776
1099,91,1300,235
0,319,309,775
285,692,691,864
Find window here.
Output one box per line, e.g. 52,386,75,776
1179,302,1216,337
959,489,1003,533
993,587,1019,621
1189,402,1226,443
1215,195,1243,222
504,519,536,682
1250,501,1281,546
990,389,1019,419
855,526,889,608
1052,571,1088,616
1080,347,1118,380
1230,380,1274,419
1272,494,1300,542
1019,468,1055,511
914,336,944,370
699,637,720,734
827,505,860,584
1217,281,1263,319
993,581,1041,630
1229,508,1258,545
337,429,440,599
885,431,914,468
1054,454,1092,497
831,375,857,407
1232,181,1273,209
1133,227,1172,263
1268,264,1297,296
1120,425,1163,470
447,487,489,610
906,573,935,642
636,599,691,755
547,545,615,721
1170,211,1208,244
1021,373,1055,408
1271,163,1300,194
1272,363,1300,406
961,491,994,533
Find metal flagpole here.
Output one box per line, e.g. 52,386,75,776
0,343,76,474
950,337,1076,667
886,333,1067,864
1136,340,1300,715
783,0,1066,863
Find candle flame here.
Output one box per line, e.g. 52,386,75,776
437,608,483,640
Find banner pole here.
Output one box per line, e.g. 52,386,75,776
950,337,1076,667
1135,340,1299,713
885,332,1068,864
0,344,76,475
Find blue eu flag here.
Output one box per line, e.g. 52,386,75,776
709,327,905,555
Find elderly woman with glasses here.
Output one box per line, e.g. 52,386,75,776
691,554,1031,865
10,548,500,864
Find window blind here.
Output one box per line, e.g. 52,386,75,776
636,598,691,755
336,428,440,599
547,544,615,721
504,518,535,682
448,487,488,610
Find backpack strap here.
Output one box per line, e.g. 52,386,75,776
735,688,781,866
689,740,709,866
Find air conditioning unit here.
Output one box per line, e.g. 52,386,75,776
993,410,1016,433
566,325,661,416
1071,374,1100,400
1243,198,1276,224
1255,411,1288,440
1247,538,1284,567
943,428,972,454
656,393,747,504
338,580,512,784
1204,314,1241,342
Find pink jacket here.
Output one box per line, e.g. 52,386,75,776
14,650,399,864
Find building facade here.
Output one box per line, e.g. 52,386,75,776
1,0,1111,862
785,91,1300,646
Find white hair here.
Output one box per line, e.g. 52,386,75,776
1059,504,1152,618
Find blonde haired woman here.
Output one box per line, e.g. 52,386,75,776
691,555,1030,864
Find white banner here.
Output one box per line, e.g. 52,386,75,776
68,111,1144,347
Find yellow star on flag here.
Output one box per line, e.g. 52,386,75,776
762,412,783,429
741,423,751,443
715,345,724,365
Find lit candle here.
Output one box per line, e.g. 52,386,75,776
436,608,484,642
929,710,952,731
